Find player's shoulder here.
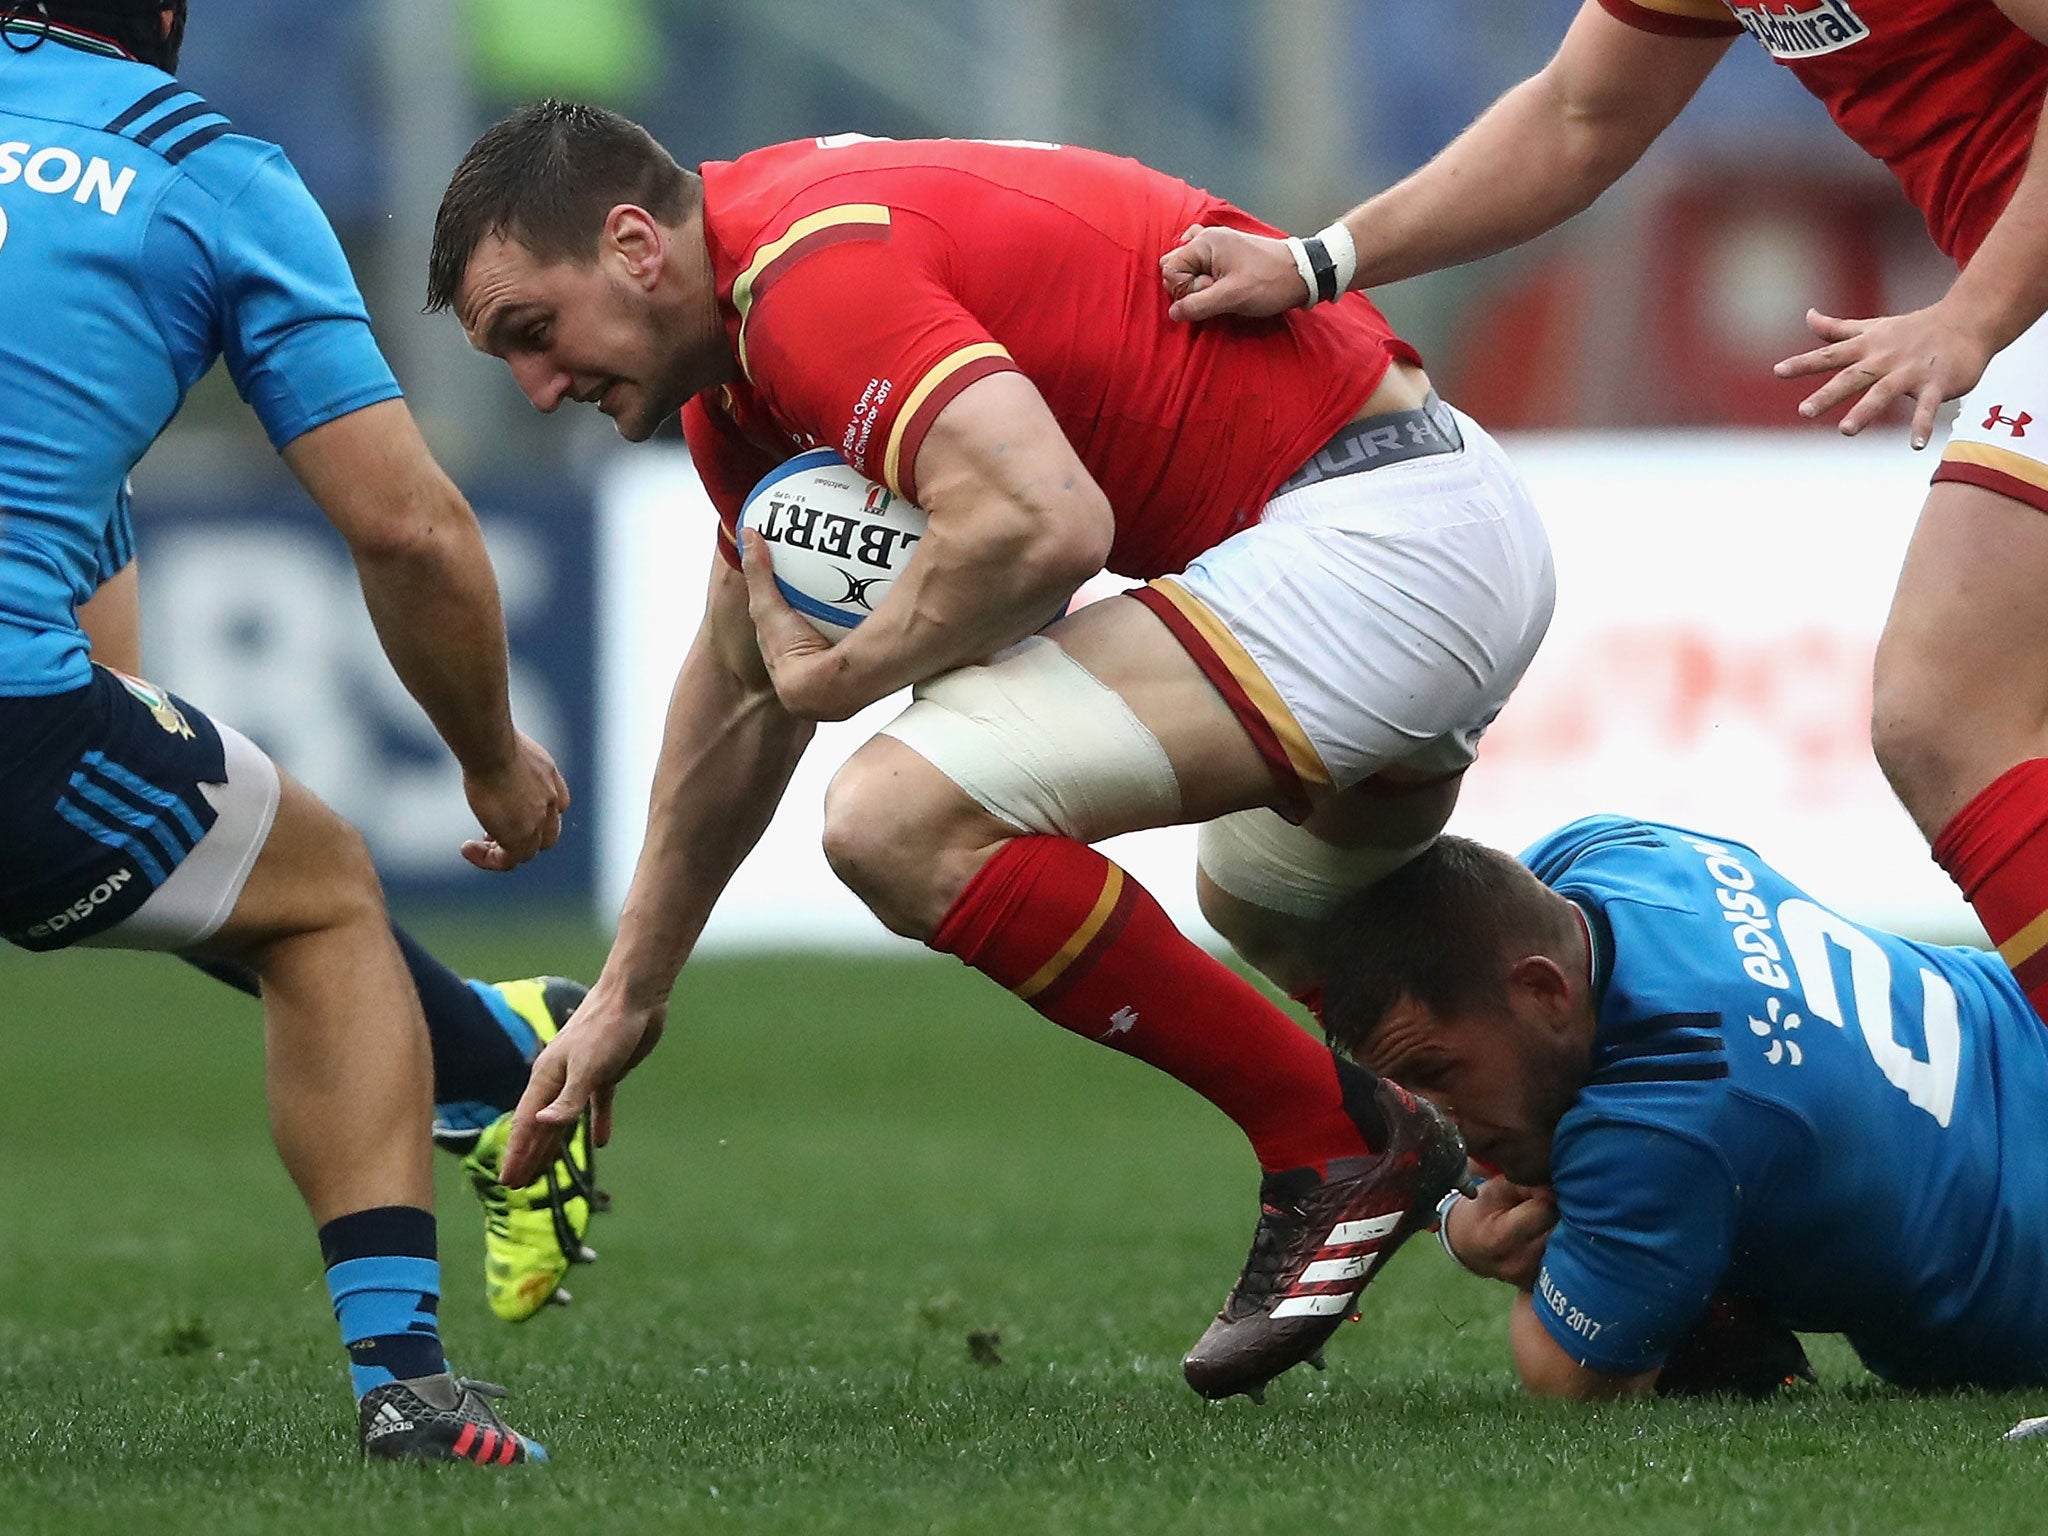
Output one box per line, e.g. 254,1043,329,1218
1518,814,1743,904
3,42,278,197
101,78,282,207
1595,0,1744,38
1552,1007,1744,1203
704,133,1156,261
706,138,904,237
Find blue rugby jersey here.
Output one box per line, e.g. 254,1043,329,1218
1521,814,2048,1388
0,18,400,696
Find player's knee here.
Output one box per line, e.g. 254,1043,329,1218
1196,809,1433,998
821,744,961,938
304,807,386,931
1872,653,1999,826
1196,873,1321,998
241,784,388,946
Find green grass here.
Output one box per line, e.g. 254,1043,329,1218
2,926,2042,1535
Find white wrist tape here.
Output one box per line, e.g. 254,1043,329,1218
1284,235,1319,306
1316,219,1358,297
1288,221,1360,308
1435,1188,1469,1268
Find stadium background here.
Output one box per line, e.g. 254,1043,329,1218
7,5,2033,1531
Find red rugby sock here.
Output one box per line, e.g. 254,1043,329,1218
932,836,1378,1172
1933,757,2048,1022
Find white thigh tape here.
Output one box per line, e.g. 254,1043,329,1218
1198,808,1428,920
880,636,1181,843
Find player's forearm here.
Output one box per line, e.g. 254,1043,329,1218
603,637,814,1007
1345,76,1651,289
812,497,1105,715
1942,95,2048,356
285,400,522,775
349,510,521,777
1511,1292,1659,1401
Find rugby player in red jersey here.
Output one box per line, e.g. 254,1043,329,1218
1163,0,2048,1026
428,104,1557,1399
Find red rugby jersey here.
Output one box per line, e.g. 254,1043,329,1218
1600,0,2047,263
684,135,1419,579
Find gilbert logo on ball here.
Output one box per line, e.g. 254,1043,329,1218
739,448,929,639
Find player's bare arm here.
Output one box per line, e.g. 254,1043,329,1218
1511,1291,1659,1401
741,370,1114,721
1161,2,1731,322
1776,0,2048,447
282,398,569,870
504,562,814,1185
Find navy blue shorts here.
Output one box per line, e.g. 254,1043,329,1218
0,668,226,951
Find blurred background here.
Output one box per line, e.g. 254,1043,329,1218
130,0,1972,940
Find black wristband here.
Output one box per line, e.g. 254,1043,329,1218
1301,235,1341,306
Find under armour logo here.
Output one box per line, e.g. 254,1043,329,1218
1099,1005,1139,1041
1985,405,2032,437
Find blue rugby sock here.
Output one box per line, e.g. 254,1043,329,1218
318,1205,448,1398
389,929,536,1118
182,926,536,1122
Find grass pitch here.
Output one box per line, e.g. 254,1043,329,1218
2,923,2043,1535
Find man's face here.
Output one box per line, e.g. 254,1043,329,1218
457,230,697,443
1361,973,1588,1185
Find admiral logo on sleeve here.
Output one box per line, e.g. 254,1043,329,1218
1727,0,1869,58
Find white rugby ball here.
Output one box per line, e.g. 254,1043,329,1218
738,448,929,639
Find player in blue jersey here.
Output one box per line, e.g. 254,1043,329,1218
78,556,611,1329
1316,816,2048,1398
0,2,574,1461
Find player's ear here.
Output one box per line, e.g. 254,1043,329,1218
604,205,666,288
1508,954,1573,1029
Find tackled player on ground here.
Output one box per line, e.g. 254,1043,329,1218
1318,817,2048,1400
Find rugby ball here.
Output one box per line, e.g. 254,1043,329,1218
738,449,929,639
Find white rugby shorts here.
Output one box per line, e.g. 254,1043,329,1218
1132,406,1554,813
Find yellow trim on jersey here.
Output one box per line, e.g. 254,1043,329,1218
1147,579,1332,791
1942,439,2048,492
1619,0,1733,19
1017,864,1124,1001
732,203,892,381
880,342,1015,495
1999,906,2048,971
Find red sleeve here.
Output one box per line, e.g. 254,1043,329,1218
1595,0,1743,37
682,390,784,571
733,214,1021,504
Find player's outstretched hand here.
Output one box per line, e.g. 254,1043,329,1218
1443,1176,1557,1289
1160,224,1310,323
739,528,855,721
1774,303,1996,449
461,731,570,871
503,978,666,1187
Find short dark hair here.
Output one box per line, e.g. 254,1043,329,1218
1314,837,1568,1058
427,99,700,313
21,2,186,71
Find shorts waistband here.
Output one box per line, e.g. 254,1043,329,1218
1277,392,1463,496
